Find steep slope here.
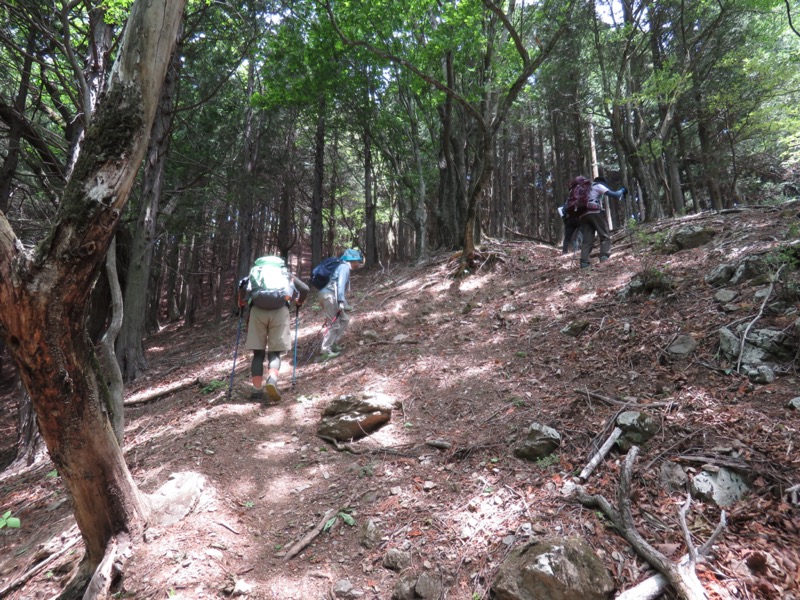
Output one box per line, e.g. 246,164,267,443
0,204,798,599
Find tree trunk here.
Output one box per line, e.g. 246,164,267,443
116,49,181,381
8,386,44,472
0,0,185,583
311,94,326,269
236,59,259,283
99,238,125,445
0,30,36,213
364,126,376,266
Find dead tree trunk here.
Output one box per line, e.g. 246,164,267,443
0,0,186,592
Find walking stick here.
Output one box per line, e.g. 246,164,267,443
292,306,300,390
227,307,244,399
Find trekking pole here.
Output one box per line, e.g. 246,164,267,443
227,307,244,399
292,306,300,391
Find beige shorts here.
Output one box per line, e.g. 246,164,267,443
244,306,291,352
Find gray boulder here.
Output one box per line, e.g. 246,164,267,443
690,468,750,507
513,423,561,462
492,537,614,600
748,365,776,384
718,326,796,370
670,224,715,251
705,264,736,287
714,288,738,304
391,570,419,600
660,462,688,493
667,334,697,358
384,548,413,572
616,411,659,451
561,320,590,337
730,255,769,285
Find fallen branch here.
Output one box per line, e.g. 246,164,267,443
278,509,336,561
567,447,725,600
216,520,241,535
124,378,200,407
577,427,622,481
617,499,727,600
502,226,548,243
575,389,673,409
736,264,783,374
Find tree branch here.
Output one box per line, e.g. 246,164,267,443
567,447,722,600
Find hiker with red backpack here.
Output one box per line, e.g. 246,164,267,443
566,176,627,269
312,248,363,360
236,256,309,403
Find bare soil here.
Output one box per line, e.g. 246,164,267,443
1,206,799,600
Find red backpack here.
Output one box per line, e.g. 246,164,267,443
566,176,594,217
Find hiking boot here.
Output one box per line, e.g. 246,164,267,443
331,343,342,353
319,351,341,361
235,381,263,401
599,255,610,263
265,379,282,403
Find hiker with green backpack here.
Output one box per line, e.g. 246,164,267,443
311,248,363,360
237,256,309,403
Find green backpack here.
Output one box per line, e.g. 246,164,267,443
248,256,293,310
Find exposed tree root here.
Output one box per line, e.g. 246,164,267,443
82,533,132,599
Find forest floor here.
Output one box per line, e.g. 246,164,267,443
1,204,800,600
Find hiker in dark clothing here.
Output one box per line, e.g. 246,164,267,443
237,258,309,402
579,177,627,269
560,200,581,254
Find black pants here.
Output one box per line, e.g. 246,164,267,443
562,218,580,253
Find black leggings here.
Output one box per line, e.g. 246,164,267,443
252,350,281,377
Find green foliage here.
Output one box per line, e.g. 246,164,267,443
626,219,669,253
323,511,357,532
201,379,227,394
764,243,800,302
504,396,527,407
535,455,558,469
45,470,58,479
0,510,21,530
101,0,135,25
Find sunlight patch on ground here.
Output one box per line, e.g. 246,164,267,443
459,277,486,292
261,576,332,600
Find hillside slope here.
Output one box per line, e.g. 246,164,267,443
1,204,799,599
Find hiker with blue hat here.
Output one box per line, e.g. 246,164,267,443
314,248,363,360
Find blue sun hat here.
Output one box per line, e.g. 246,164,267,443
341,248,363,262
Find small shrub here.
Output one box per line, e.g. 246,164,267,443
201,379,227,394
0,510,21,530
